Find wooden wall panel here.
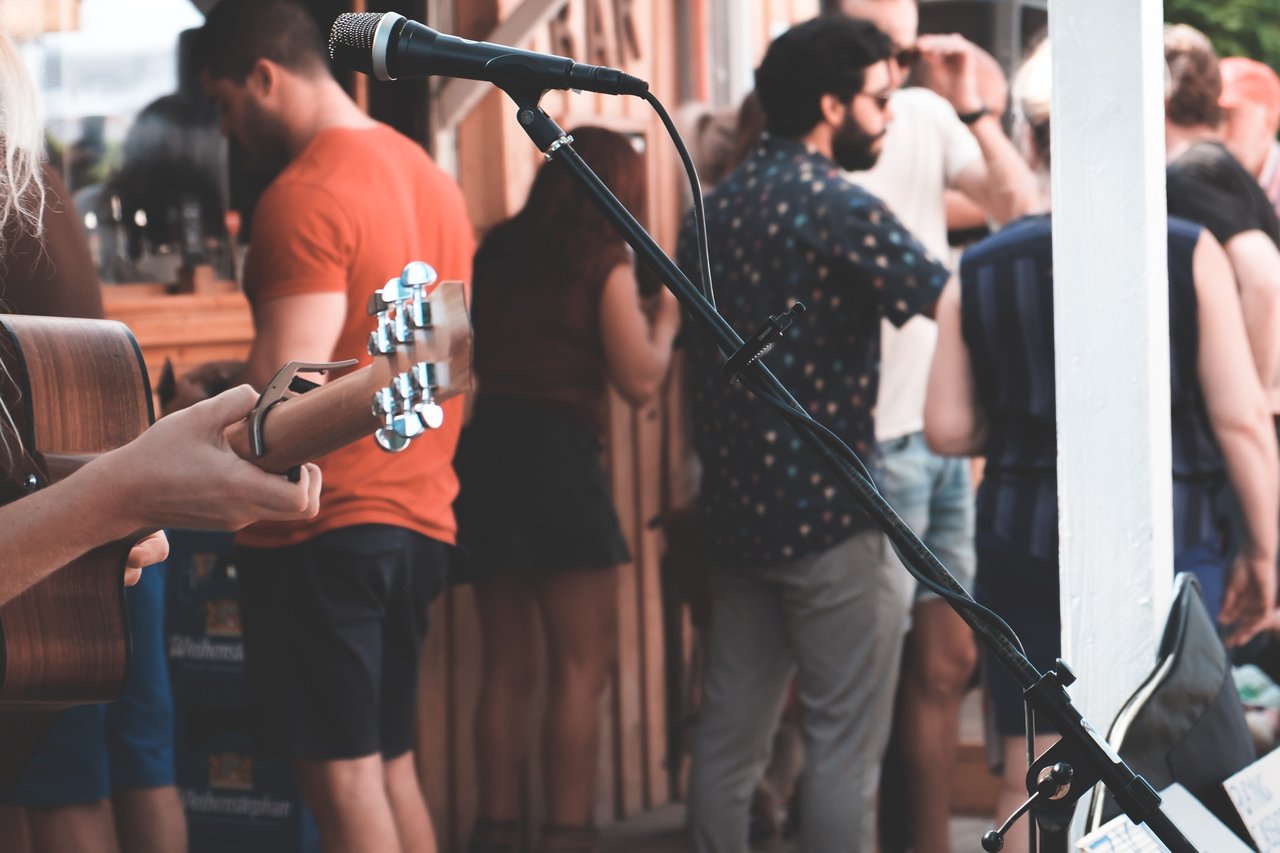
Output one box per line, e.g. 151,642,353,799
101,289,254,394
755,0,821,56
391,0,826,843
608,395,646,819
415,598,450,847
635,399,668,809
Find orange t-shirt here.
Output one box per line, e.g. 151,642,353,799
235,124,475,549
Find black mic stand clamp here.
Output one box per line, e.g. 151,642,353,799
495,83,1195,853
723,303,806,383
981,659,1163,852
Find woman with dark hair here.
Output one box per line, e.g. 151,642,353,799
456,126,681,853
924,40,1278,853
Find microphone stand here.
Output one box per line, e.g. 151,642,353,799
499,84,1197,853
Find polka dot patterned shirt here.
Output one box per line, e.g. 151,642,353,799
678,136,949,567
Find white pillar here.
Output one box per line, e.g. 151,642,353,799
712,0,753,107
1049,0,1171,821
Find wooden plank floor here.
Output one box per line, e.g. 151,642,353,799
599,803,994,852
599,690,1003,851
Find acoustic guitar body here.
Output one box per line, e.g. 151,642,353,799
0,315,152,787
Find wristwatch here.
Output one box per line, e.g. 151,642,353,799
958,105,990,125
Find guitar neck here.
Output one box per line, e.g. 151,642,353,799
41,279,471,481
224,278,470,472
224,355,417,474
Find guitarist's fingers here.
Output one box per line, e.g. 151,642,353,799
250,462,323,521
125,531,170,570
159,383,256,436
300,463,322,516
189,384,259,435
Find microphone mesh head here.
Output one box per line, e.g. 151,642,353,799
328,12,382,72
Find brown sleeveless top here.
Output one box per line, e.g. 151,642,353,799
470,224,630,437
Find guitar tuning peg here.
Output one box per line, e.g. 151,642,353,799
418,401,444,429
371,383,427,452
409,361,436,391
401,261,437,290
375,429,413,452
368,317,394,355
367,277,398,316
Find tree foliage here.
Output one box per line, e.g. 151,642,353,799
1165,0,1280,68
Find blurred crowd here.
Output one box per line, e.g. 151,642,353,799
4,1,1280,853
673,3,1280,852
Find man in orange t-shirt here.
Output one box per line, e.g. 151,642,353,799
182,3,474,851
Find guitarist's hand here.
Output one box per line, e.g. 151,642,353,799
124,531,170,586
97,385,322,532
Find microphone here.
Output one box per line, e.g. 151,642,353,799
329,12,649,98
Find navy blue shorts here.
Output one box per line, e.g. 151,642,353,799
235,525,449,761
973,534,1061,738
3,564,175,806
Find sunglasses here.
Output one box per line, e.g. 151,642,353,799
856,92,892,111
895,46,920,70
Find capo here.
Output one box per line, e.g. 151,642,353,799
249,360,359,471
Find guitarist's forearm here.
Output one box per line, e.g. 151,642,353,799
0,464,138,606
3,387,322,606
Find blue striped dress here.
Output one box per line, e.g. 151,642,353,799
959,214,1227,733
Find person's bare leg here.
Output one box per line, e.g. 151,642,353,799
994,735,1057,853
533,568,619,830
26,801,120,853
111,785,187,853
473,573,540,826
898,599,977,852
293,755,400,853
384,752,435,853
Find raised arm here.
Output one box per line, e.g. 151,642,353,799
600,263,682,407
919,33,1038,224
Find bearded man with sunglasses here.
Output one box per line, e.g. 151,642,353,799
832,2,1039,850
679,16,950,852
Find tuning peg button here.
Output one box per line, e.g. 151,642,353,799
375,428,412,452
419,402,444,429
402,261,437,290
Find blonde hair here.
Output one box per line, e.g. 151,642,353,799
1012,38,1052,170
0,29,40,466
0,29,45,243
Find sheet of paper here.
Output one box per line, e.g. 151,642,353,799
1077,783,1253,852
1225,747,1280,851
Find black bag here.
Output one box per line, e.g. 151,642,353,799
1084,573,1255,841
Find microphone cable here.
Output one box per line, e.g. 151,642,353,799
639,86,1025,656
641,91,715,309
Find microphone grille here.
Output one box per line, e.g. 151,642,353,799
329,12,382,71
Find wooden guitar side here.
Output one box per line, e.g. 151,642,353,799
0,316,152,785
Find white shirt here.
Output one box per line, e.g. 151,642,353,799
848,87,982,441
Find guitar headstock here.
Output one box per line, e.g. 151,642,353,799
367,261,472,452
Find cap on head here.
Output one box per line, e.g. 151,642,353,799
1219,57,1280,115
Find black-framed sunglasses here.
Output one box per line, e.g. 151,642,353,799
856,92,892,111
895,46,921,70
